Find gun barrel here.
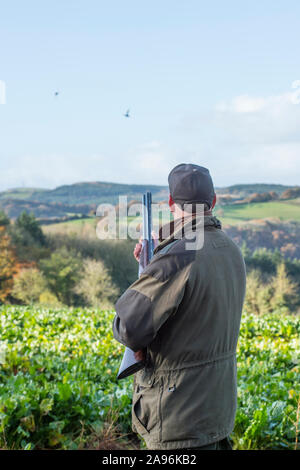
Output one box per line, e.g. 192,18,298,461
142,192,153,265
117,191,153,380
146,191,153,260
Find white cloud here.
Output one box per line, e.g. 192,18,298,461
217,95,267,113
176,83,300,186
216,84,300,113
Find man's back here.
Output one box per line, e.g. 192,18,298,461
113,215,246,449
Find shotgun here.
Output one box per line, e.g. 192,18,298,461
117,192,153,380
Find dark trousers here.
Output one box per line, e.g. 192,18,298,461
185,437,232,450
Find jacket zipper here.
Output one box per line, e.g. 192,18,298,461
158,376,163,442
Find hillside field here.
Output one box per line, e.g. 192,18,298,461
0,306,299,450
216,199,300,225
42,198,300,236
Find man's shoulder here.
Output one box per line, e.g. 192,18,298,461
199,228,246,275
141,239,196,282
203,227,243,252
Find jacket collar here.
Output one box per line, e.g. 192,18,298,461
154,214,222,255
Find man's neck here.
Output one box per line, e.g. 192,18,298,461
172,209,213,221
159,210,214,242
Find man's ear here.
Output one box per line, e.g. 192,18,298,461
169,194,175,213
211,194,217,209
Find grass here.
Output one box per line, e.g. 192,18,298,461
0,188,47,200
43,219,97,237
215,200,300,225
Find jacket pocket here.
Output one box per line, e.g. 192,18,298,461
160,359,237,443
132,372,159,438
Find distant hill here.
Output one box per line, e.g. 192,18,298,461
0,182,169,220
0,198,94,220
29,182,169,205
218,183,293,197
0,182,169,206
0,181,298,221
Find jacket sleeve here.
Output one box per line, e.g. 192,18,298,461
112,252,192,351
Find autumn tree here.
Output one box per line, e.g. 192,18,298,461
15,211,46,246
11,268,48,304
270,263,299,313
244,263,300,315
244,269,272,315
0,211,10,227
74,258,119,307
9,211,48,262
40,247,83,305
0,212,18,303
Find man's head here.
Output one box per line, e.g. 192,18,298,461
168,163,216,217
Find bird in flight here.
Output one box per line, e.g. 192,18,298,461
54,90,60,97
123,109,130,118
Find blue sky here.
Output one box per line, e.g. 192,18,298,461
0,0,300,190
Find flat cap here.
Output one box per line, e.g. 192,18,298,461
168,163,215,208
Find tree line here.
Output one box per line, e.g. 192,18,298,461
0,210,299,314
0,211,136,308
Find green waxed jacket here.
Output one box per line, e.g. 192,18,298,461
113,215,246,449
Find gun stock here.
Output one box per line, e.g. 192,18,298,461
117,192,153,380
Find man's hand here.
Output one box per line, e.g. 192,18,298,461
133,240,142,262
134,349,146,362
133,232,158,262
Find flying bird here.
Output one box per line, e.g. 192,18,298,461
123,109,130,118
54,90,60,97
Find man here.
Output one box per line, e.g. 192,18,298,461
112,163,246,450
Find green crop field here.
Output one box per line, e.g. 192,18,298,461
215,200,300,225
0,306,299,450
0,188,47,201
